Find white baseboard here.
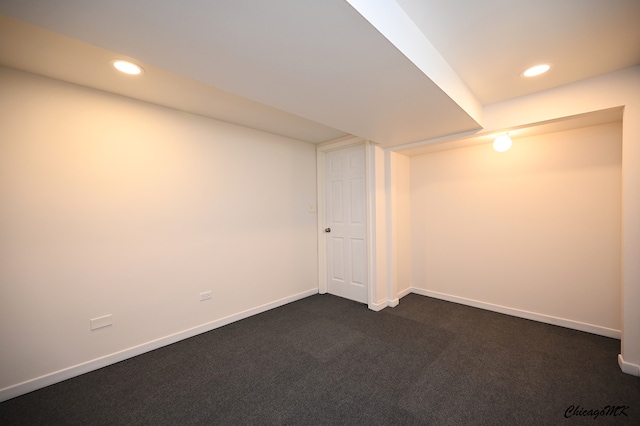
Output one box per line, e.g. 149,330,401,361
410,288,621,339
368,300,387,311
618,354,640,377
0,288,318,403
368,298,400,310
397,287,412,299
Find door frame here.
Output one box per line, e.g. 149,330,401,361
317,136,388,311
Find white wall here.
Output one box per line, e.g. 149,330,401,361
411,122,622,335
480,66,640,374
0,67,319,398
389,152,411,296
370,144,388,309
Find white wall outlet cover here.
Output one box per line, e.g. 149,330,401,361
200,291,212,301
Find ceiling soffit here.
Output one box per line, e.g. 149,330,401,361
0,0,483,146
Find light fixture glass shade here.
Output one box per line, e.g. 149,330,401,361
113,60,142,75
493,135,512,152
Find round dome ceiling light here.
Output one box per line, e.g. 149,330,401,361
112,60,143,75
522,64,551,77
493,134,512,152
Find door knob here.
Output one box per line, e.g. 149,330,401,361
325,228,331,233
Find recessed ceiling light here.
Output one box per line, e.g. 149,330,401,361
112,60,143,75
522,64,551,77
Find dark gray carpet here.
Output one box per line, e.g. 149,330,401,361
1,293,638,425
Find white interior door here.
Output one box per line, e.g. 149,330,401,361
325,144,368,303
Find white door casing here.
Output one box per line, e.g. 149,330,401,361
323,144,368,303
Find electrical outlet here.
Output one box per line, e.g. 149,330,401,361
308,203,317,213
200,291,212,301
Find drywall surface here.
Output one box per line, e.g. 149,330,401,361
391,152,411,295
411,122,622,332
482,66,639,373
0,67,318,393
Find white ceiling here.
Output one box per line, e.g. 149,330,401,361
0,0,638,147
396,0,640,105
0,15,347,144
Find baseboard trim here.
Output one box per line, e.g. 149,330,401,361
410,288,621,339
397,287,412,299
618,354,640,377
368,300,387,311
368,298,400,310
0,288,318,403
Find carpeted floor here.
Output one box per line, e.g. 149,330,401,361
1,293,638,425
